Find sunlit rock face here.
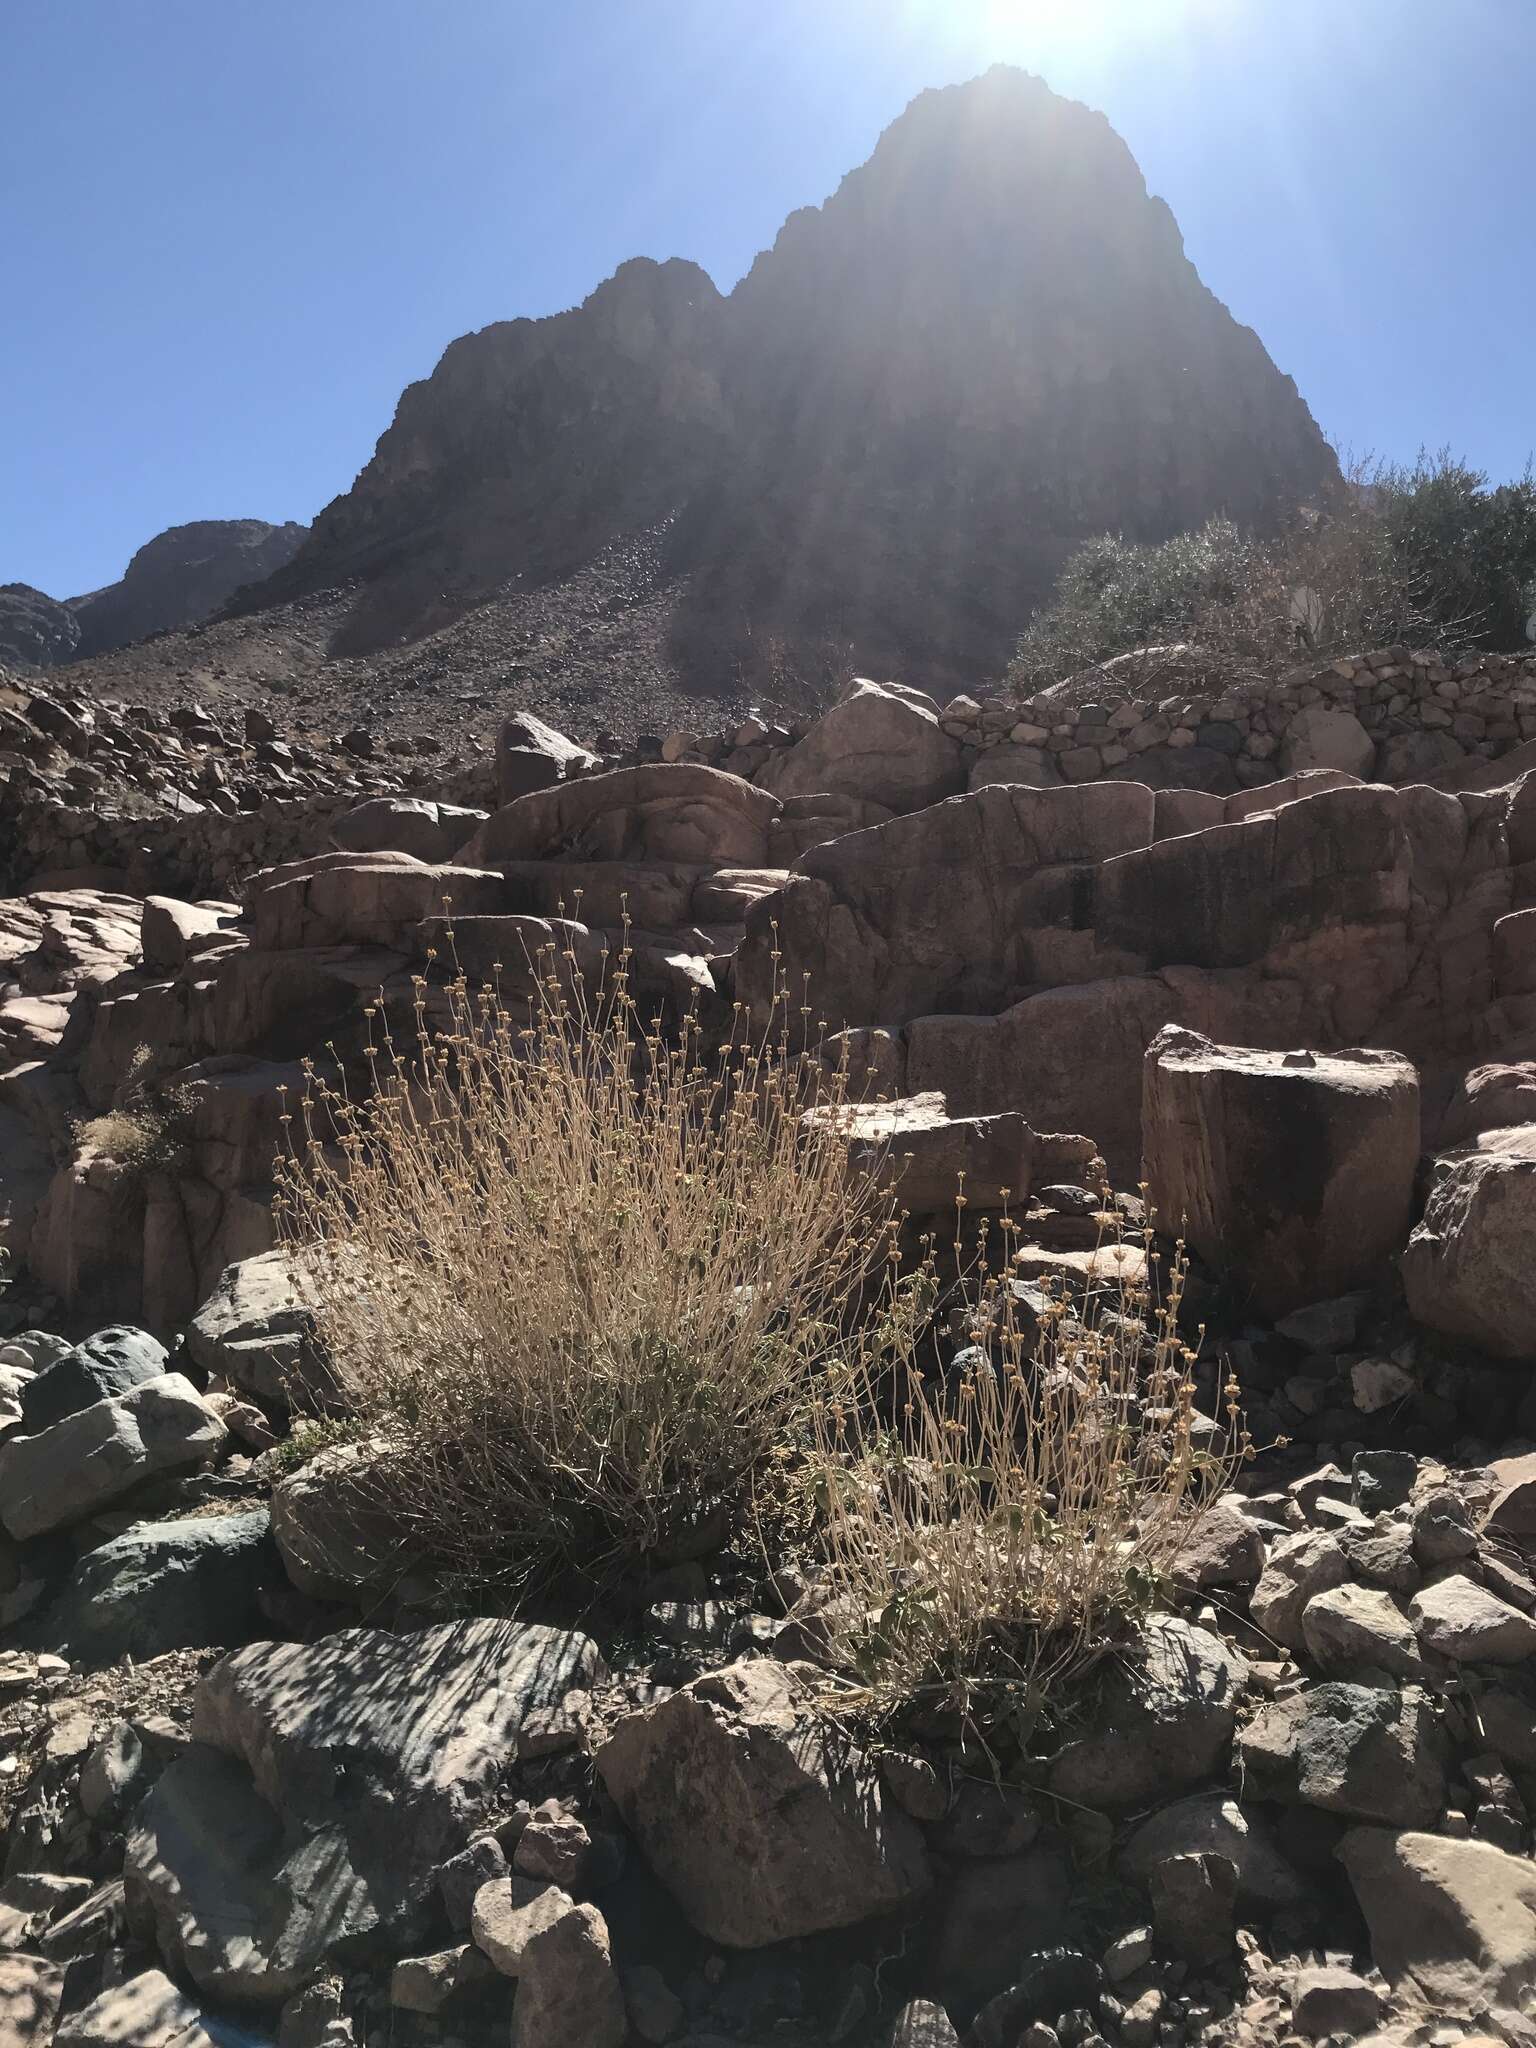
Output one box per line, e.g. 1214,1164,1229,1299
263,66,1337,693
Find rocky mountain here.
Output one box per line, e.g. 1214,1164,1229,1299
67,518,307,659
245,65,1335,700
0,520,306,673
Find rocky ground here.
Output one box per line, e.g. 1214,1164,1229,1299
4,672,1536,2045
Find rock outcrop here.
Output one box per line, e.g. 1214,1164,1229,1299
66,520,307,660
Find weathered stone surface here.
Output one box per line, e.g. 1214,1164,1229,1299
804,1090,1034,1213
1301,1582,1424,1678
389,1942,497,2012
594,1656,930,1946
269,1438,415,1602
1339,1827,1536,2008
739,780,1154,1030
1403,1127,1536,1360
464,763,778,870
52,1966,263,2048
1237,1683,1445,1826
248,851,506,951
1142,1026,1418,1315
0,1954,63,2048
142,896,235,971
1290,1966,1380,2038
127,1620,603,2002
1172,1504,1266,1589
187,1250,335,1410
39,1509,274,1666
0,1373,227,1539
1149,1849,1238,1966
1047,1617,1247,1810
888,2000,962,2048
759,681,965,815
1412,1575,1536,1663
511,1897,626,2048
331,796,485,865
1118,1793,1305,1911
1247,1530,1349,1652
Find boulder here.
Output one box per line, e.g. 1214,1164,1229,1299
594,1657,930,1945
247,851,507,950
1141,1027,1419,1316
1439,1062,1536,1144
19,1325,168,1434
141,896,234,971
38,1509,275,1666
1339,1827,1536,2008
187,1250,336,1410
126,1619,603,2002
766,791,895,865
1403,1127,1536,1360
0,1955,63,2046
495,710,598,806
737,781,1155,1030
1118,1793,1305,1911
52,1967,263,2048
1046,1617,1247,1811
759,680,965,815
0,1373,227,1540
803,1091,1035,1213
471,1875,573,1976
1236,1683,1445,1827
1280,706,1375,779
330,796,487,864
968,743,1062,791
462,764,779,870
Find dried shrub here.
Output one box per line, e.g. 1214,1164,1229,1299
273,934,901,1599
805,1202,1248,1737
75,1046,197,1182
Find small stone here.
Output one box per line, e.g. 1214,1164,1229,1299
623,1963,686,2044
512,1812,591,1886
1351,1449,1418,1514
1104,1928,1155,1983
389,1944,497,2012
1351,1358,1415,1414
471,1876,573,1978
439,1835,507,1934
1291,1965,1380,2038
880,1752,947,1822
1412,1489,1478,1564
1301,1583,1424,1679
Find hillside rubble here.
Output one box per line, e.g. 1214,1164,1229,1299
7,666,1536,2043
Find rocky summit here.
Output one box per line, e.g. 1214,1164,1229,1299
30,67,1334,748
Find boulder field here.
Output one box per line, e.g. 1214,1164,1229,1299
6,668,1536,2042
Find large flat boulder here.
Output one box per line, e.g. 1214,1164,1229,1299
738,781,1155,1029
248,852,507,951
1142,1026,1419,1316
1402,1126,1536,1359
19,1325,168,1434
462,763,779,870
126,1619,603,2003
759,680,965,815
330,796,487,864
804,1091,1035,1213
495,710,598,806
40,1509,275,1667
595,1657,930,1946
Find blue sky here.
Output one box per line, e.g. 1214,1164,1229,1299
4,0,1532,598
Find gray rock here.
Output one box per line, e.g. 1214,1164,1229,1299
1172,1505,1266,1589
1351,1449,1418,1514
471,1876,571,1977
623,1963,686,2045
512,1813,590,1887
1047,1617,1248,1810
39,1509,274,1666
20,1326,168,1434
595,1657,930,1947
188,1251,336,1411
269,1438,414,1602
1337,1515,1420,1596
0,1374,228,1539
1274,1294,1370,1352
1411,1488,1478,1564
1301,1582,1424,1679
389,1944,497,2012
439,1834,506,1934
934,1847,1074,2014
54,1966,268,2048
1237,1683,1446,1826
0,1953,63,2047
511,1898,626,2048
126,1619,602,2003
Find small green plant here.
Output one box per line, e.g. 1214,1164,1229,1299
75,1046,197,1181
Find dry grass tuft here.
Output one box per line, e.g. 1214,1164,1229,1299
273,929,900,1598
805,1202,1248,1736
